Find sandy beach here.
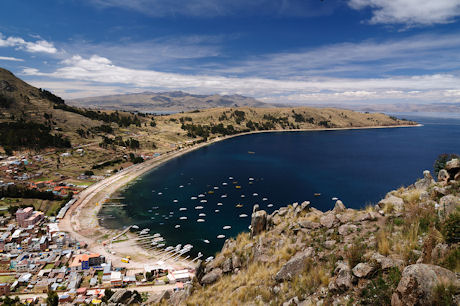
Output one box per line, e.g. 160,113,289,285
58,123,420,269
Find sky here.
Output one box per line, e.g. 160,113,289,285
1,0,460,106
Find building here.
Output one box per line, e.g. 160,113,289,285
0,283,11,295
110,271,122,287
70,253,104,271
16,207,33,227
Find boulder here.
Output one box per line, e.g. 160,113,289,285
378,195,404,212
251,210,267,237
338,224,357,236
352,263,374,278
320,213,338,228
298,220,321,229
253,204,260,213
278,207,288,217
232,254,241,269
324,240,336,249
371,253,403,270
337,212,354,223
300,201,311,211
391,264,459,306
333,200,346,213
437,169,450,182
275,247,314,282
438,195,460,219
201,268,223,285
445,158,460,171
330,262,354,292
222,257,233,273
356,211,378,222
108,289,132,304
414,170,435,190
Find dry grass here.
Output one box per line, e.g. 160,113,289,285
376,229,391,256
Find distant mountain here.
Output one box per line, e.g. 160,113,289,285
298,102,460,114
69,91,275,112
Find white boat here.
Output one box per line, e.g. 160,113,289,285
217,203,223,206
332,197,338,201
191,196,197,200
217,235,225,239
173,199,178,203
179,207,187,211
199,213,206,217
262,198,268,201
198,194,205,197
175,225,181,228
153,233,161,238
221,195,227,198
267,204,273,208
197,219,205,222
200,199,207,203
214,186,219,190
205,256,214,263
148,209,152,213
158,192,163,195
222,182,228,186
229,177,233,180
241,195,245,198
195,206,204,210
223,226,231,230
215,209,220,213
249,178,254,181
239,214,248,218
179,185,184,188
179,216,188,220
203,239,210,244
252,193,258,196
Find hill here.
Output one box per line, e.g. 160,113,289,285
69,91,274,112
162,159,460,305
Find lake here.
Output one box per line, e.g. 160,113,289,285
99,114,460,257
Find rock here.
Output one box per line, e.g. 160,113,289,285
232,254,241,269
378,195,404,212
201,268,223,285
145,289,172,304
455,172,460,181
333,200,346,213
324,240,336,249
338,224,357,236
278,207,288,217
431,243,449,263
169,284,192,305
283,296,299,306
337,212,354,223
251,210,267,237
222,257,232,273
352,263,374,278
391,264,459,306
275,247,314,282
331,262,354,292
371,253,403,270
108,289,132,304
298,220,321,229
292,202,299,209
253,204,260,213
438,195,460,219
414,170,435,190
355,211,378,222
320,213,338,228
445,158,460,171
300,201,310,211
437,169,450,182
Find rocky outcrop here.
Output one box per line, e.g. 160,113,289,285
352,263,374,278
333,200,346,213
109,289,141,304
338,224,357,236
438,169,450,182
298,220,321,229
391,264,459,306
201,268,223,285
378,195,404,212
414,170,435,190
329,262,355,292
275,248,314,282
439,195,460,219
251,209,267,237
320,213,338,228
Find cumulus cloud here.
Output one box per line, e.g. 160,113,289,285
22,54,460,104
0,56,24,62
348,0,460,26
0,33,57,54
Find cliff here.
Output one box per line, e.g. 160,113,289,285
165,158,460,305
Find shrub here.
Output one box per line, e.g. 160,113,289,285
360,267,401,306
432,283,457,306
440,247,460,272
442,213,460,244
346,241,366,268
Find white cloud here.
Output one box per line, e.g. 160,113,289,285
0,56,24,62
21,54,460,104
348,0,460,26
0,33,57,54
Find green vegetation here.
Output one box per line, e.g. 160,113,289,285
92,158,123,170
39,88,65,105
0,121,71,150
0,92,14,108
442,212,460,244
360,268,401,306
0,296,22,306
0,185,60,201
46,290,59,306
346,240,366,268
432,283,457,306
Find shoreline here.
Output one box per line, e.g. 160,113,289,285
58,123,420,268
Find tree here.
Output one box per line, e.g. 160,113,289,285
46,290,59,306
102,288,114,302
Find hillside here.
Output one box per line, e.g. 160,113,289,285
69,91,274,112
162,158,460,305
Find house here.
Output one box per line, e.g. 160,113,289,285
70,253,104,271
16,207,33,227
39,236,49,251
110,271,122,287
0,283,10,295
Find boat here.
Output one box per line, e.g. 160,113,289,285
197,219,205,222
262,198,268,201
173,199,178,203
249,177,254,181
158,192,163,195
253,193,258,196
217,202,223,206
195,206,204,210
199,213,206,217
198,194,205,197
241,195,245,198
179,216,188,220
179,185,184,188
217,235,225,239
332,197,338,201
221,195,227,198
200,199,207,203
215,209,220,212
214,186,219,190
239,214,248,218
205,256,214,263
267,204,273,208
229,177,233,180
203,240,210,244
314,193,321,196
208,191,214,194
153,233,161,238
179,207,187,211
191,196,197,200
223,226,231,230
248,151,255,154
222,182,228,186
236,204,243,208
235,185,241,189
175,225,181,228
148,209,152,213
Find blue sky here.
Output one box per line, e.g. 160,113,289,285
1,0,460,105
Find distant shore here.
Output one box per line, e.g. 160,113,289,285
58,123,420,267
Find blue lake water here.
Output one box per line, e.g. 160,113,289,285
99,114,460,257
